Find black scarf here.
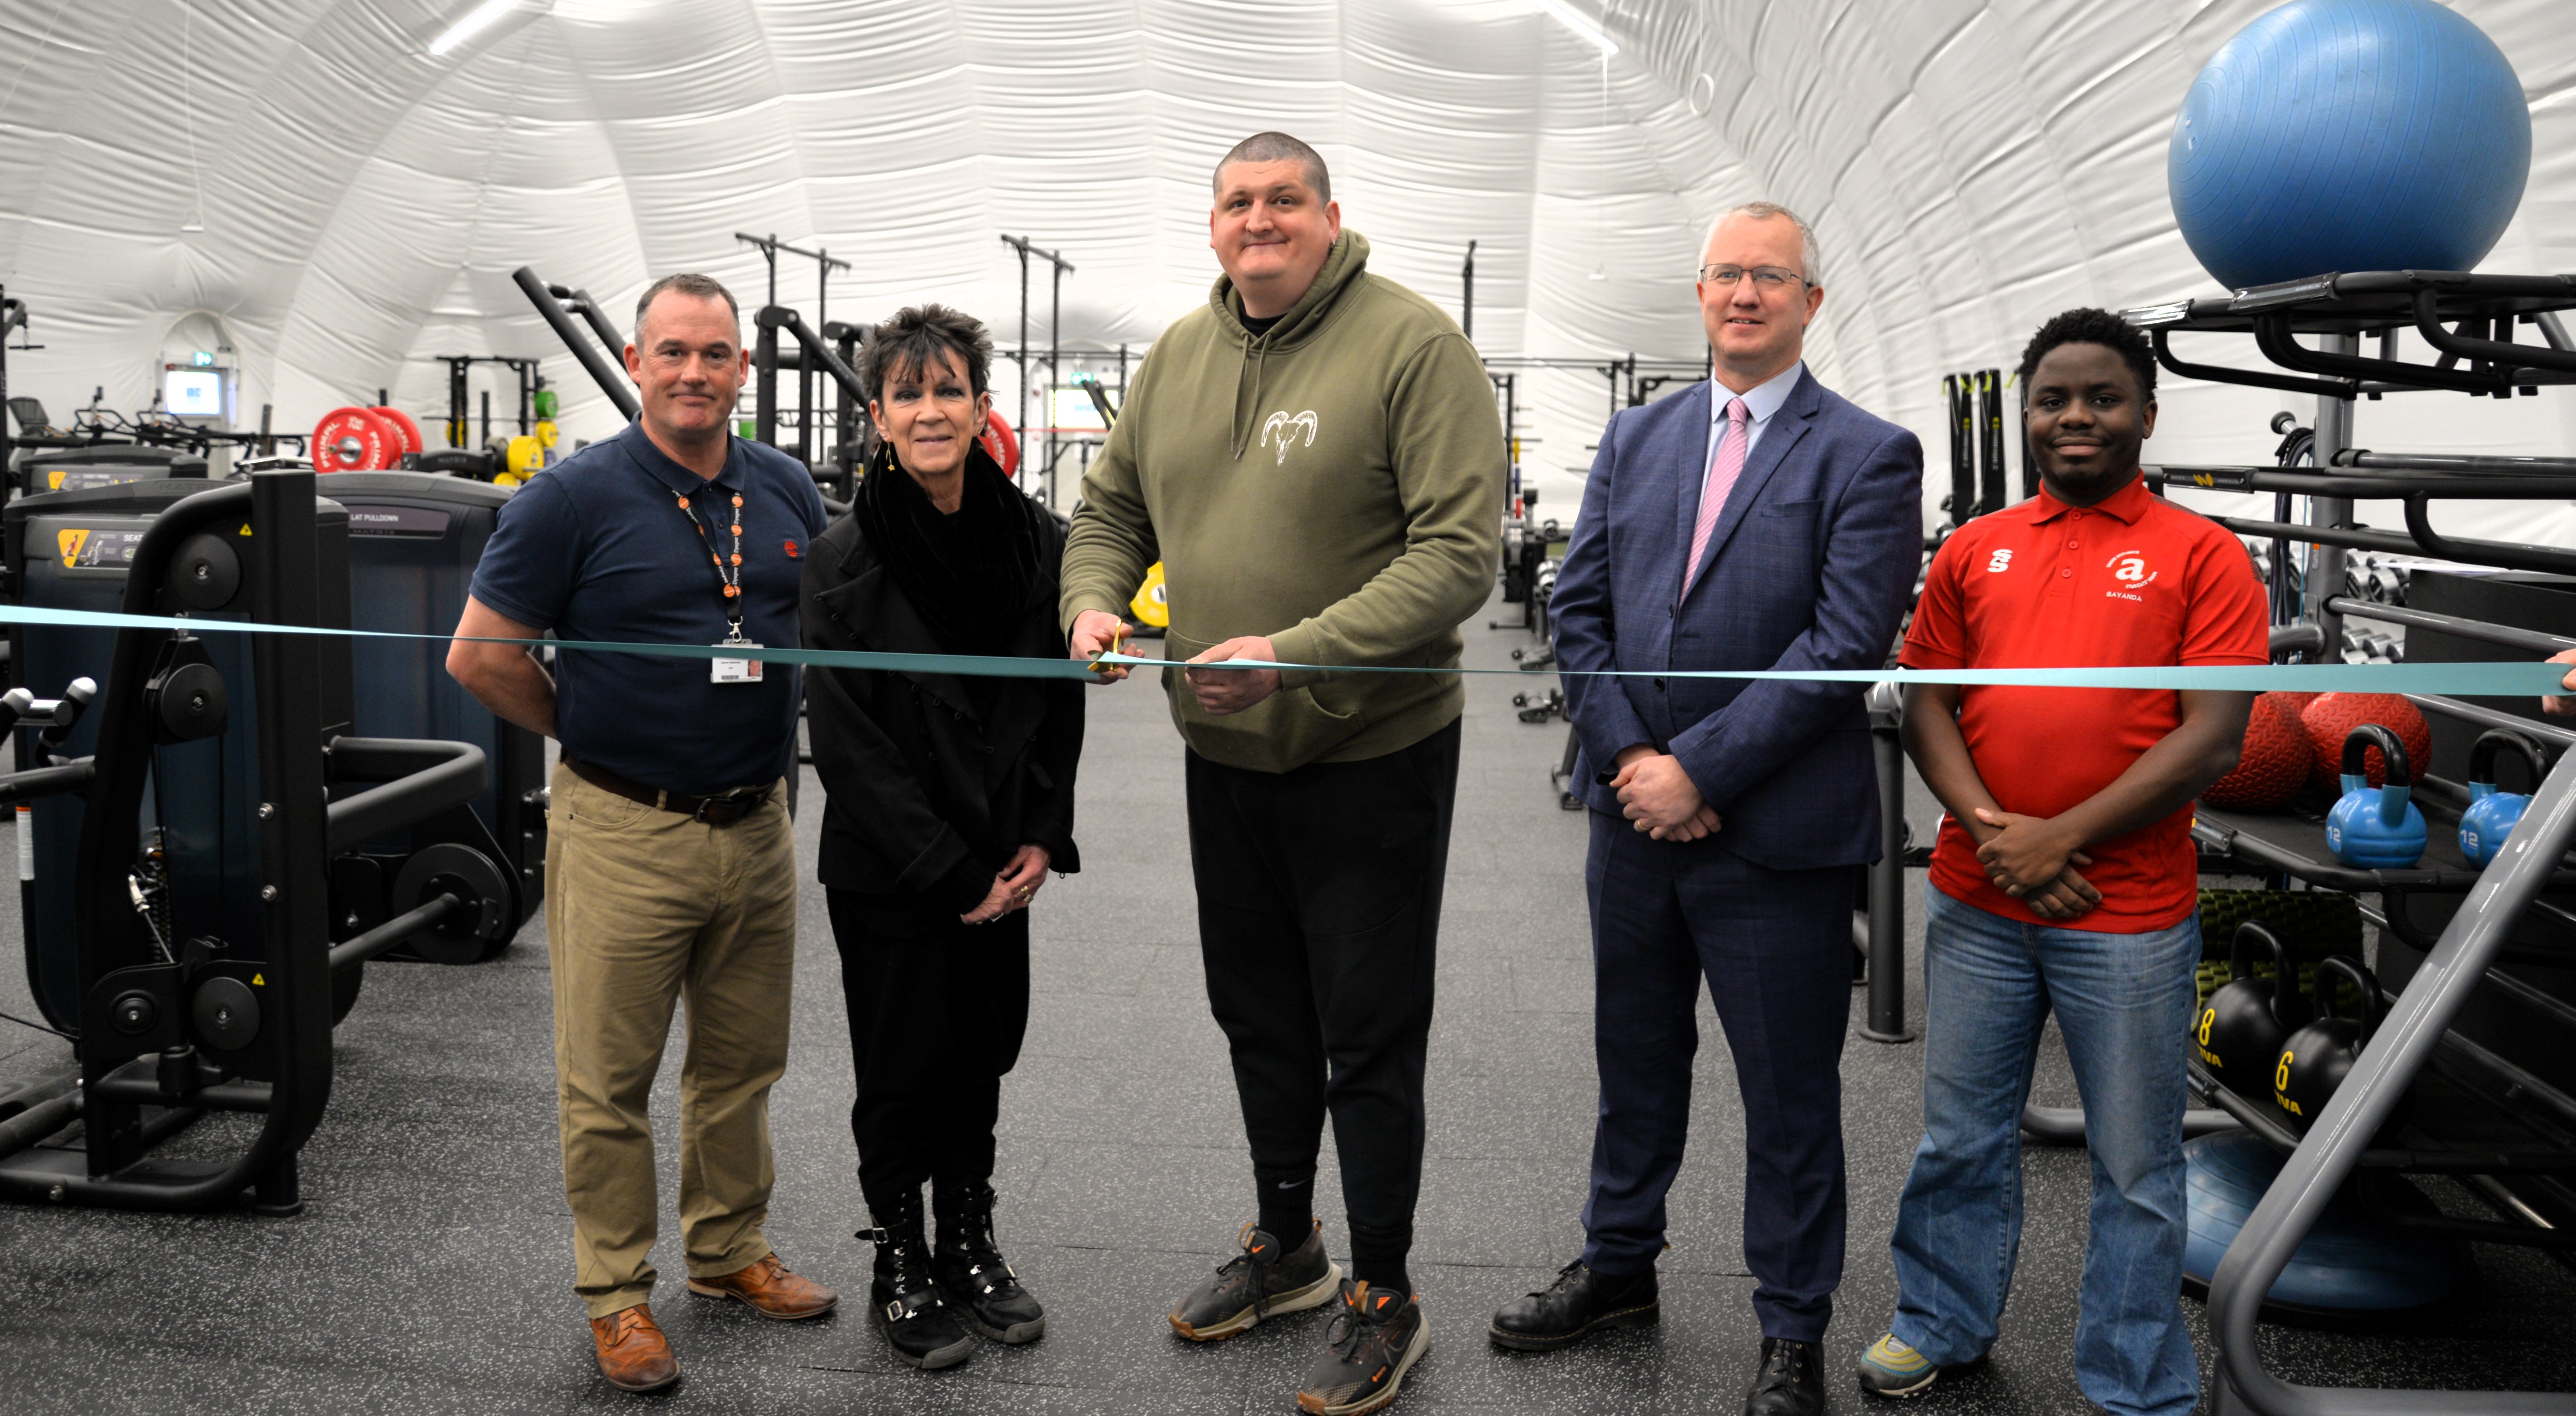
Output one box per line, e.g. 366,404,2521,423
855,441,1045,657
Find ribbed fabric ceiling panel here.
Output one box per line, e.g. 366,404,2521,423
0,0,2567,537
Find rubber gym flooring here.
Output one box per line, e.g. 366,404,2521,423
1,587,2573,1414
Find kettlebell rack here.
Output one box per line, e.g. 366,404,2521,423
2118,272,2576,1416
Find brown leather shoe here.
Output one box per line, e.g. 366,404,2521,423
687,1252,839,1320
590,1303,680,1392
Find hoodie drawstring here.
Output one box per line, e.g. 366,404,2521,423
1230,333,1271,461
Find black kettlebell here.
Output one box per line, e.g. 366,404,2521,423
2272,955,2396,1133
2194,922,2311,1100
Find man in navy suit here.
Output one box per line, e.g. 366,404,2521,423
1488,202,1922,1416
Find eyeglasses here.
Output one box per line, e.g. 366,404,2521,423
1698,264,1807,291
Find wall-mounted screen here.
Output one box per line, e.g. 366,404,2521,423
164,368,223,418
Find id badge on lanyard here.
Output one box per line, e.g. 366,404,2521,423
679,484,764,684
712,628,764,684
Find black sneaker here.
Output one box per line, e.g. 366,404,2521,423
1297,1280,1430,1416
933,1178,1045,1345
1168,1220,1343,1341
859,1191,976,1371
1744,1336,1825,1416
1489,1258,1659,1351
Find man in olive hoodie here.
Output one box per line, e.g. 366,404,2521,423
1062,131,1502,1416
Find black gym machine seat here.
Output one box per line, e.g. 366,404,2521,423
0,473,512,1214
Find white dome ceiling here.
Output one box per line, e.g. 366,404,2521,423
2,0,2571,537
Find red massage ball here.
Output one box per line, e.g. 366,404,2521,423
2300,693,2431,792
2200,691,2313,811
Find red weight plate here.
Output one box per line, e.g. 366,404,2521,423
979,412,1021,477
311,406,397,473
371,405,425,456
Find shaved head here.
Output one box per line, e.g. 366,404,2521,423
1214,131,1331,204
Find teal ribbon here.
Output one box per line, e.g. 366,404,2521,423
0,603,2563,695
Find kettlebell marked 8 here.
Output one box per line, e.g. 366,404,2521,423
2195,921,2312,1101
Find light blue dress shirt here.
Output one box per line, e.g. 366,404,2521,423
1706,359,1805,479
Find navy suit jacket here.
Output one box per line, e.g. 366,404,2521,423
1551,369,1924,871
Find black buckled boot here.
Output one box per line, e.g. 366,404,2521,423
860,1190,976,1370
932,1178,1047,1345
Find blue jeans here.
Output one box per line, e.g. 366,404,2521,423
1889,886,2201,1416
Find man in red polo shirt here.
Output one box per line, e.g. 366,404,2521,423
1852,309,2263,1416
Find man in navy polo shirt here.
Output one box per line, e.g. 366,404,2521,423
448,272,832,1393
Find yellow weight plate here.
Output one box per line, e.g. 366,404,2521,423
1128,561,1169,630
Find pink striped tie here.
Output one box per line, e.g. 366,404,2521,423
1685,395,1750,593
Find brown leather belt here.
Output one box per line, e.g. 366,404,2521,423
563,757,774,826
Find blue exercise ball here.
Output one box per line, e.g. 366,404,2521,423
2168,0,2531,290
2181,1133,2467,1317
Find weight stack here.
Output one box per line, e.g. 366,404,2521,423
2195,887,2365,1009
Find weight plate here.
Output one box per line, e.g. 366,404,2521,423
1128,560,1169,629
504,435,544,477
311,406,399,473
979,413,1020,476
391,842,511,964
370,405,425,456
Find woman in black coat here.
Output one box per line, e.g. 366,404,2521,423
801,304,1083,1372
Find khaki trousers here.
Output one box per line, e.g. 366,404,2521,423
546,761,799,1318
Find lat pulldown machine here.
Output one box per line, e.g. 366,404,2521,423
0,473,516,1214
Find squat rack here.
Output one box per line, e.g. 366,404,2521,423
736,234,850,467
999,235,1073,504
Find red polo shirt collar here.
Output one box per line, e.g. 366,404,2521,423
2028,472,2152,526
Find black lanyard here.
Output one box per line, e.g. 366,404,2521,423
673,485,747,639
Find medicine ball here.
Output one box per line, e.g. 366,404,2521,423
2201,691,2312,811
2300,693,2429,795
2169,0,2531,290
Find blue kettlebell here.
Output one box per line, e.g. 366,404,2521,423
2459,729,2549,869
2324,724,2426,869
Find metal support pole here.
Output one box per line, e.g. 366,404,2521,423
1977,368,2005,515
0,285,14,510
1013,240,1028,473
446,357,468,448
250,469,333,1211
1860,682,1916,1044
2305,332,2358,660
1048,258,1062,506
755,316,780,448
998,235,1074,495
1462,240,1476,340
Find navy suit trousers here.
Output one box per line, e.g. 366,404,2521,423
1580,809,1853,1341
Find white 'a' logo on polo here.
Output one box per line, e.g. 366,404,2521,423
1262,410,1319,465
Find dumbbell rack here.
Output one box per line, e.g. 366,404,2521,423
2120,271,2576,1416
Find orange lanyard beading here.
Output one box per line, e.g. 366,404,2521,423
675,486,747,640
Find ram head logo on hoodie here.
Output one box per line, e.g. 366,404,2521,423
1261,410,1320,465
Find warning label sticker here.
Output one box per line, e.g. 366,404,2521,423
56,528,147,569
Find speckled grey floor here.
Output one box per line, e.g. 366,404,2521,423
0,590,2571,1414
